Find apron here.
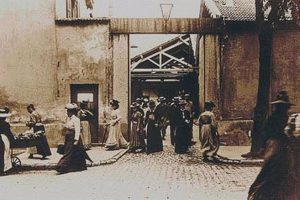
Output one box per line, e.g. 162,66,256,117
1,134,12,172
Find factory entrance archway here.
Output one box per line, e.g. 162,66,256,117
110,18,222,137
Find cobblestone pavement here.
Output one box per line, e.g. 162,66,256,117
0,144,260,200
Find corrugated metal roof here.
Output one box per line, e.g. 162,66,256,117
203,0,256,21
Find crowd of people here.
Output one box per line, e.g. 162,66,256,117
110,92,220,159
0,90,300,199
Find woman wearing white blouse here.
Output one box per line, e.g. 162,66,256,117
105,99,128,150
56,103,92,174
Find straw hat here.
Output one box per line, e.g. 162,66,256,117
0,108,12,118
65,103,78,110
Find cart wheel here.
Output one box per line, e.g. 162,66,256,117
11,157,21,168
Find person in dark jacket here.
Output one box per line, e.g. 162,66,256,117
174,100,191,154
248,91,297,200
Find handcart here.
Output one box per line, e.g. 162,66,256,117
10,131,44,168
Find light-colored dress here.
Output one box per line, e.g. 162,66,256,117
105,109,128,149
198,111,219,157
0,134,12,172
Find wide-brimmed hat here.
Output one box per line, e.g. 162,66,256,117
271,91,294,105
157,96,166,102
65,103,78,110
136,98,143,103
0,108,12,118
172,96,181,102
130,102,140,108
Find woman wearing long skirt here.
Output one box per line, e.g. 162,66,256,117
174,100,190,154
0,108,14,175
145,100,163,154
105,99,128,150
56,103,93,174
248,91,297,200
198,101,219,161
129,102,144,153
26,104,51,159
78,101,93,150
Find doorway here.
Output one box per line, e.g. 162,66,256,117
70,84,99,143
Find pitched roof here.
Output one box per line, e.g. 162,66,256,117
203,0,255,21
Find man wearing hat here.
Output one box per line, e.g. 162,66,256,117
0,108,14,174
248,91,298,199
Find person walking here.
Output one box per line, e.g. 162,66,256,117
248,91,297,200
169,96,180,146
105,99,128,150
184,93,195,145
145,100,163,154
129,102,145,153
174,100,190,154
198,101,219,161
0,108,15,175
26,104,51,160
78,101,93,150
56,103,92,174
156,96,169,140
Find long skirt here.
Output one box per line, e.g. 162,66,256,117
175,125,190,154
0,134,12,174
56,131,90,173
200,124,219,157
146,123,163,154
105,122,128,149
129,122,142,150
27,125,51,157
248,139,297,200
81,121,92,150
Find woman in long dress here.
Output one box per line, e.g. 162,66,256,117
56,103,93,174
129,102,144,153
0,108,14,175
198,101,219,161
26,104,51,159
174,100,191,154
105,99,128,150
145,100,163,154
78,101,93,150
248,92,297,200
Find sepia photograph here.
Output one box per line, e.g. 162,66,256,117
0,0,300,199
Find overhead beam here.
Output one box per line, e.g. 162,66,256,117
111,18,222,34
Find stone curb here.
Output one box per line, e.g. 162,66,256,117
213,157,264,166
17,148,129,172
